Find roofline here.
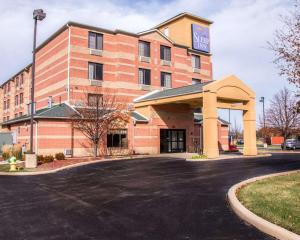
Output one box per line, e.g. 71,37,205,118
153,12,213,29
36,21,138,52
131,111,149,123
1,13,213,86
1,115,75,126
1,21,139,87
138,29,175,44
136,87,203,103
1,63,31,88
135,81,213,103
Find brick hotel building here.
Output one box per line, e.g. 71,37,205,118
0,13,232,157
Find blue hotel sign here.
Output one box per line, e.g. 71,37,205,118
192,24,210,53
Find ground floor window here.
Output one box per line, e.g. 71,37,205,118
107,129,128,148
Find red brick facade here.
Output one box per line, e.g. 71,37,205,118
0,14,228,156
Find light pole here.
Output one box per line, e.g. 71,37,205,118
259,96,266,143
29,9,46,154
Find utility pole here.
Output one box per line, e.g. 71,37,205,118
29,9,46,153
259,96,266,143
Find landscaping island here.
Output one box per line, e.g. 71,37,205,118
238,172,300,235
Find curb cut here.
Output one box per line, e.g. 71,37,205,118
228,170,300,240
186,153,272,162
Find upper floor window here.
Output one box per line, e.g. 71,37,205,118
20,74,24,85
7,99,10,108
163,27,169,37
19,93,24,104
88,62,103,80
161,72,172,88
8,82,10,92
3,101,6,110
192,55,201,69
15,95,19,106
160,45,171,61
192,78,201,85
16,77,19,87
88,93,103,107
139,41,150,57
3,85,6,94
138,68,151,85
88,32,103,50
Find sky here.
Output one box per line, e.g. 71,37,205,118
0,0,295,128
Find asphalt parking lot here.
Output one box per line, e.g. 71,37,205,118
0,153,300,240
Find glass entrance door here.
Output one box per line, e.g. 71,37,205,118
160,129,186,153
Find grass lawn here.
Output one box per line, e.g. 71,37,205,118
238,172,300,234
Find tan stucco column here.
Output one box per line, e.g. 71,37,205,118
243,98,257,156
203,91,219,158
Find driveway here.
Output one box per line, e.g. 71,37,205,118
0,153,299,240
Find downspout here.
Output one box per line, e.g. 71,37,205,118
132,119,136,154
33,120,38,154
67,24,71,103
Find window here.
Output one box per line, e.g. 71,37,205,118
16,77,19,87
8,82,10,92
3,101,6,110
3,117,5,122
20,93,24,104
192,78,201,85
160,45,171,61
192,55,201,69
20,74,24,85
88,94,103,107
4,85,6,94
164,27,169,37
48,96,53,108
7,99,10,108
88,62,103,80
28,102,36,115
88,32,103,50
107,129,128,148
138,68,151,85
161,72,172,88
15,95,18,106
138,41,150,57
7,116,9,121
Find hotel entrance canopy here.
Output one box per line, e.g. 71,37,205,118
134,75,257,158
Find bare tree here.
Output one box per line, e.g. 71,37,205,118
268,1,300,91
230,119,242,142
265,87,300,148
72,89,129,157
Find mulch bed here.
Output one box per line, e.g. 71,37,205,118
36,157,105,171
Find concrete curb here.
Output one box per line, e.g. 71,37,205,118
228,170,300,240
186,153,272,162
0,156,142,176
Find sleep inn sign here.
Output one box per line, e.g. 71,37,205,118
192,24,210,53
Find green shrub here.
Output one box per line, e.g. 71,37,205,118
55,152,65,160
37,155,44,165
43,155,54,163
191,154,207,159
